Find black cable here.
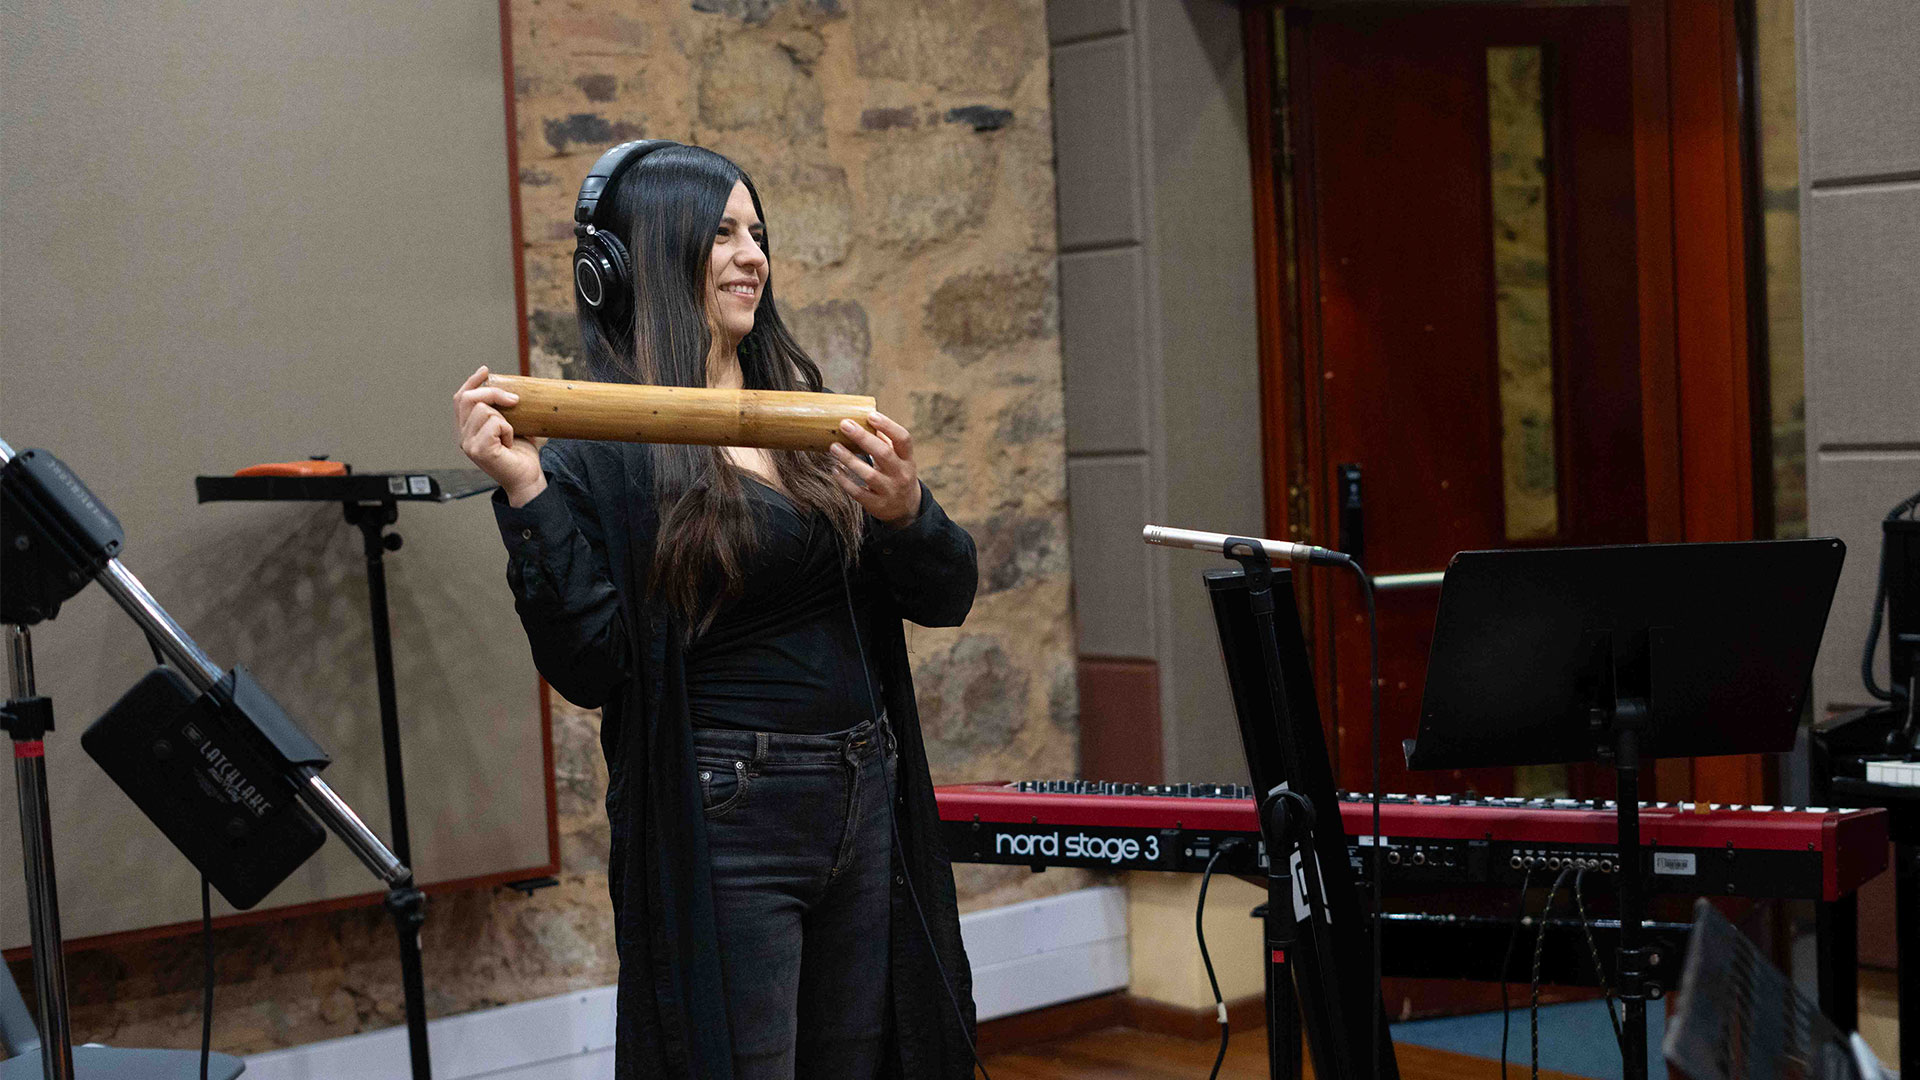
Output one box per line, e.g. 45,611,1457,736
1572,868,1623,1052
1500,866,1534,1079
151,629,214,1079
1862,487,1920,702
201,876,213,1080
1339,557,1383,1080
1574,864,1620,1053
148,633,218,1075
840,552,885,732
1196,840,1248,1080
890,818,992,1080
846,556,991,1079
1531,867,1573,1080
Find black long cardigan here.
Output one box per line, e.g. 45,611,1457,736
492,437,981,1079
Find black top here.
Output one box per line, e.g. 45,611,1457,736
686,477,883,733
491,439,981,1079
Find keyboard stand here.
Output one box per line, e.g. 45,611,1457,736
1404,539,1846,1080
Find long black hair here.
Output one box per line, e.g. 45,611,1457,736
576,143,863,635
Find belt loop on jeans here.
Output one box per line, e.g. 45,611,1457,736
752,731,770,769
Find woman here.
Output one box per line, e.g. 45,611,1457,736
453,141,980,1079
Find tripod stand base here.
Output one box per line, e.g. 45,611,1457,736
0,1046,244,1080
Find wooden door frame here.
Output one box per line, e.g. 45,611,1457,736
1243,1,1766,802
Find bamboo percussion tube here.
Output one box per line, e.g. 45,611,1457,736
486,374,878,452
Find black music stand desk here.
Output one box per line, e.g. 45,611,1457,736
194,465,495,1080
1405,538,1846,1080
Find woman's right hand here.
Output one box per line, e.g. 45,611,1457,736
455,365,546,506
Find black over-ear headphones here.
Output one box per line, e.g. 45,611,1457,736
573,139,682,327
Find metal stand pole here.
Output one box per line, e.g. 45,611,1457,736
1263,801,1304,1080
1896,837,1919,1079
346,503,413,866
344,501,432,1080
1809,732,1861,1031
1612,724,1652,1080
6,626,74,1080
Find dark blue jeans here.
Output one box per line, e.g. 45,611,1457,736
694,716,895,1080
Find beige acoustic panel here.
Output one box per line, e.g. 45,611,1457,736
1052,35,1145,251
1798,0,1920,184
1802,184,1920,449
1060,247,1150,455
1806,451,1920,716
1046,0,1131,46
1066,455,1157,658
0,0,546,950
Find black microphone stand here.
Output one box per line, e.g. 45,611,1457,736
1258,787,1357,1080
342,499,431,1080
1225,542,1364,1080
4,626,73,1080
0,438,413,1079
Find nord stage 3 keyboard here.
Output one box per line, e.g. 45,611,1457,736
936,781,1891,902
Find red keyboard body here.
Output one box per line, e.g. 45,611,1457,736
935,782,1890,901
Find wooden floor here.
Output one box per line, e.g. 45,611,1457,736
981,1025,1592,1080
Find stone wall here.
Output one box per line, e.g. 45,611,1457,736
17,0,1084,1054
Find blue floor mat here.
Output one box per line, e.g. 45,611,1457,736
1389,999,1664,1079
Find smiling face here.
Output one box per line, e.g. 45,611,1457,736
706,181,768,348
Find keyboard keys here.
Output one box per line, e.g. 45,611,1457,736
1864,759,1920,786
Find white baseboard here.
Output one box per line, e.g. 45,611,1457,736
962,885,1129,1021
242,886,1127,1079
243,987,618,1080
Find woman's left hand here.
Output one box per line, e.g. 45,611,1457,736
831,412,920,527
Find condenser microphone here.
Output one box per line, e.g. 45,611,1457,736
1142,524,1352,566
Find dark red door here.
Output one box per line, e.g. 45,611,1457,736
1286,5,1646,797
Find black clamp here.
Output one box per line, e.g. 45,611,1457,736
1,695,55,740
384,882,427,929
1617,943,1661,1001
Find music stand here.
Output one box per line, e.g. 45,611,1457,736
194,464,496,1080
1206,559,1399,1080
1663,897,1887,1080
1405,538,1846,1080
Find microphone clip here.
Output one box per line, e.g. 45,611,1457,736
1224,536,1281,598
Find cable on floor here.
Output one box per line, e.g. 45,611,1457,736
1195,839,1248,1080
